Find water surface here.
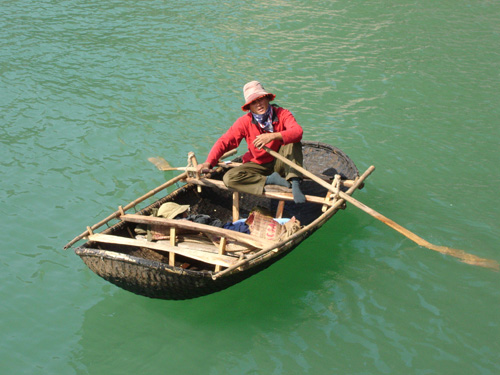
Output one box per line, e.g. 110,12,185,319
1,1,499,374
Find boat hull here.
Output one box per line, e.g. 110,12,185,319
74,141,358,299
76,227,321,300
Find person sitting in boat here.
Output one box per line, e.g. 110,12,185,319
197,80,306,204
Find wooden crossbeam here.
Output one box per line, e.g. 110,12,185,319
184,177,331,205
120,214,274,248
213,165,356,187
87,234,237,268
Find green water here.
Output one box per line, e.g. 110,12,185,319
1,1,499,374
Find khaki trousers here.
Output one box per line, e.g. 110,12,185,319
222,142,303,195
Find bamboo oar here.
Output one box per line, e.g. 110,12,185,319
63,171,188,249
151,165,199,172
337,193,499,270
263,146,499,270
148,149,238,171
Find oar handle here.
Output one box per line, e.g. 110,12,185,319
263,146,346,192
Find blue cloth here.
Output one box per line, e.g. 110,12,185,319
223,220,250,234
252,105,273,132
186,214,223,228
223,217,290,234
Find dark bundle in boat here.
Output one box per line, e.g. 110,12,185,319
65,141,371,300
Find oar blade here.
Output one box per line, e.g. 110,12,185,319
148,156,173,171
429,244,499,271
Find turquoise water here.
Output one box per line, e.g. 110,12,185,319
1,1,499,374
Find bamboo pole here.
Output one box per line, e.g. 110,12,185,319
184,177,329,205
232,192,240,222
156,166,198,172
63,171,188,249
263,146,499,271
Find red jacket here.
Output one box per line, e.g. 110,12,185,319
205,105,303,167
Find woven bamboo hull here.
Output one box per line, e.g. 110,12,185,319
76,229,318,300
74,141,358,300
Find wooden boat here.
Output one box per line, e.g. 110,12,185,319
65,141,374,300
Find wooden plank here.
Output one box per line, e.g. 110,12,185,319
87,234,238,267
184,177,330,205
175,240,219,253
121,214,273,248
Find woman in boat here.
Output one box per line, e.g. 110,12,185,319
197,81,306,203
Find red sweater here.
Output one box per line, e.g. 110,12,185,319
206,105,303,167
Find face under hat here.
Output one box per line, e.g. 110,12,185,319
241,81,276,111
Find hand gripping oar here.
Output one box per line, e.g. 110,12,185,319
263,146,499,270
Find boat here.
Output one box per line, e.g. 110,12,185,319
64,141,374,300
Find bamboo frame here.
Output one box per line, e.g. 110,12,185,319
87,234,237,267
63,172,189,249
212,165,375,279
120,214,274,248
322,175,341,213
184,177,331,205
